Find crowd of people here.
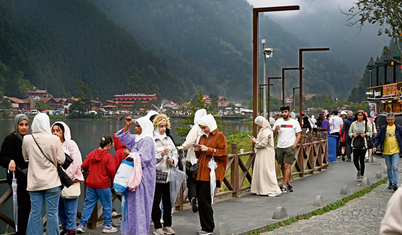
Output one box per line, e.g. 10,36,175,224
0,106,401,235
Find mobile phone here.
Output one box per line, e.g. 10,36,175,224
247,135,253,139
192,143,200,147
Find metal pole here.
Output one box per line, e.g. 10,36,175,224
263,41,267,118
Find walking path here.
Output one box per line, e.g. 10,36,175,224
81,155,396,235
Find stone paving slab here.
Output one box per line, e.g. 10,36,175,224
75,155,394,235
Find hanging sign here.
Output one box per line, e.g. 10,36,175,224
383,83,397,97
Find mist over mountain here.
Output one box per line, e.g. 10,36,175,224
1,0,362,101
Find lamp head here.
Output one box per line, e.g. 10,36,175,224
263,48,274,59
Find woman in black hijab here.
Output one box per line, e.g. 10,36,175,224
0,114,31,234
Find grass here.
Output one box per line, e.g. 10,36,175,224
244,178,388,235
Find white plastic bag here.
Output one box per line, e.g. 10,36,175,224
113,157,134,195
208,157,218,204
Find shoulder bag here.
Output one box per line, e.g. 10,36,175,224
190,135,214,176
32,135,74,188
365,121,373,149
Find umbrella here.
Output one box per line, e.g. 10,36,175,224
169,167,186,207
12,173,18,232
181,151,187,199
208,157,218,204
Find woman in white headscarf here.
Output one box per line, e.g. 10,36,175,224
194,114,228,235
250,116,282,197
22,113,66,234
116,115,156,235
177,108,207,212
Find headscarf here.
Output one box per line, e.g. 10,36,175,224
153,120,167,140
31,113,51,134
13,114,29,140
135,116,154,141
198,114,218,135
145,111,159,120
194,109,207,125
254,116,269,128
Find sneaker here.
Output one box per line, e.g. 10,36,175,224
268,193,281,197
102,225,117,233
76,225,85,234
337,156,341,159
153,228,163,235
60,230,68,235
67,231,76,235
358,176,363,182
393,184,398,191
196,230,213,235
342,154,345,161
280,185,287,193
112,209,118,217
112,217,122,227
356,172,360,180
287,184,293,192
163,227,175,235
388,182,393,189
191,197,198,212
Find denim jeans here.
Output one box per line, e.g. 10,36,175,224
59,197,79,231
27,186,61,235
384,153,400,185
80,187,112,226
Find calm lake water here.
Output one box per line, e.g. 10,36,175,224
0,117,251,233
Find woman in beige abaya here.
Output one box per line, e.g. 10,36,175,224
250,116,282,197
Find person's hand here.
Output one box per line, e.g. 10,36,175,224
177,146,183,151
352,134,358,138
8,160,16,173
124,148,130,156
161,149,169,156
199,145,208,151
193,145,200,151
167,158,174,165
360,133,366,137
251,137,257,144
275,125,280,131
373,147,376,153
125,115,133,127
293,143,297,149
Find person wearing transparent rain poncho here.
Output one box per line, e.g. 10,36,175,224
194,114,228,235
250,116,282,197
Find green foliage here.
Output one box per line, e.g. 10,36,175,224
36,100,51,110
175,90,231,139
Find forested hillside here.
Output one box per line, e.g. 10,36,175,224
0,0,189,101
92,0,360,99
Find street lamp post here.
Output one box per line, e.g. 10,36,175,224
253,5,300,137
281,67,302,105
267,77,282,117
299,48,330,125
292,87,299,110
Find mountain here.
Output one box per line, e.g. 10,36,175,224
0,0,361,102
91,0,361,99
0,0,189,102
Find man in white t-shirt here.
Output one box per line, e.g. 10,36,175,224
329,110,343,158
273,105,302,193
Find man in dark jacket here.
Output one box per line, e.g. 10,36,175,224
373,113,402,191
341,111,354,161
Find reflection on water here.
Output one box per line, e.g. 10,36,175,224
0,117,251,233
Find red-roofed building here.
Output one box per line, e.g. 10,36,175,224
5,97,30,110
112,94,158,108
27,89,51,98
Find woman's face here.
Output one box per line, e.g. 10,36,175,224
158,121,167,135
18,120,29,136
357,113,364,121
52,125,64,141
135,122,142,135
199,125,210,134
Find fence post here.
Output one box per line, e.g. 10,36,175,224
231,143,239,198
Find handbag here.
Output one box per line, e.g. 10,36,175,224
353,136,365,149
156,170,168,183
32,135,74,188
190,135,215,176
61,153,74,170
61,182,80,199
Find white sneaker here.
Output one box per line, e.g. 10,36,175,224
268,193,281,197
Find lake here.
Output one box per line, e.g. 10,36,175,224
0,117,252,233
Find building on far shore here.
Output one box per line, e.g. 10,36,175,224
109,93,159,109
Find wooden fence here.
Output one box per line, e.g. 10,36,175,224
0,130,328,232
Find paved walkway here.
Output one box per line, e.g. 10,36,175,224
78,155,396,235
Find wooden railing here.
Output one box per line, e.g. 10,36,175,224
0,130,328,233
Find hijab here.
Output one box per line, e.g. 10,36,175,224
145,111,159,120
13,114,29,140
31,113,51,134
198,114,218,135
254,116,269,129
153,118,167,140
194,109,207,125
135,116,154,141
